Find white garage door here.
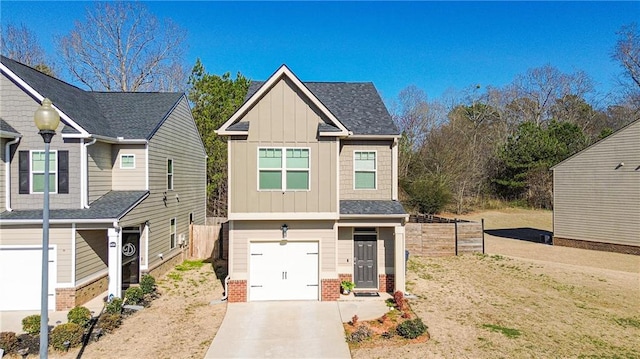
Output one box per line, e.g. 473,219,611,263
0,246,56,311
249,242,318,301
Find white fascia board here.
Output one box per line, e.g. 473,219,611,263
0,63,89,137
217,64,350,135
91,135,148,144
215,130,249,136
0,131,21,138
0,218,117,225
319,131,349,137
346,134,401,140
228,212,340,221
339,214,409,219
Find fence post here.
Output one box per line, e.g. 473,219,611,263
454,218,458,256
481,218,485,254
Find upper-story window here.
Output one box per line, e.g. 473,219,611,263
258,147,310,191
120,154,135,169
31,150,57,193
167,159,174,190
354,151,376,189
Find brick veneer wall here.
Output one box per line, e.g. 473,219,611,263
553,237,640,255
147,250,185,279
227,280,247,302
321,279,340,301
378,274,395,293
56,288,75,311
75,275,108,306
339,273,352,282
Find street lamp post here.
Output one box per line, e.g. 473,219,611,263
34,98,60,359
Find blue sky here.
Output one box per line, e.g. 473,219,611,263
2,1,638,105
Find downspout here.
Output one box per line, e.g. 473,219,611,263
221,275,231,301
5,136,21,211
82,138,97,208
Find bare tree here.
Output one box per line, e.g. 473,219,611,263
58,1,187,92
1,23,54,75
613,23,640,89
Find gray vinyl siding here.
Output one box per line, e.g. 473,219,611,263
87,141,112,202
120,97,206,268
75,230,108,284
0,138,6,210
0,224,73,283
553,120,640,247
111,145,146,190
340,140,393,200
1,74,82,210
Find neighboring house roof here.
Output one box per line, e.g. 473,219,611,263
246,81,400,136
0,118,21,137
0,190,148,222
340,200,407,217
0,55,184,140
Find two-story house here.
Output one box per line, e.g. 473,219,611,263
0,56,206,311
216,65,407,302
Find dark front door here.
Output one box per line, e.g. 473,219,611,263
354,235,377,289
122,230,140,289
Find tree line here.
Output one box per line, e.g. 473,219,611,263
2,2,638,215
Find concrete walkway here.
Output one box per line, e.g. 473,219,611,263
204,301,351,359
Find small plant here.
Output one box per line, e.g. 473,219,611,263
0,331,19,354
341,280,355,294
348,325,372,343
140,274,156,295
67,306,92,327
396,318,428,339
97,313,122,333
125,286,144,305
350,314,359,326
175,260,204,271
378,314,388,324
385,298,395,308
21,314,41,335
402,312,411,319
381,331,395,339
50,323,83,351
105,297,123,314
394,291,406,311
16,334,39,354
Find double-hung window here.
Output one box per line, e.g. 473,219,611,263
167,159,174,190
258,147,310,190
31,150,57,193
354,151,376,189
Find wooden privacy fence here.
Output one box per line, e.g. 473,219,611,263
406,215,484,257
189,217,228,260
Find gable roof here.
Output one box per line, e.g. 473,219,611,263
0,55,184,140
0,118,21,138
246,81,399,136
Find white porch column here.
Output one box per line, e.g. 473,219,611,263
107,226,122,299
394,225,406,293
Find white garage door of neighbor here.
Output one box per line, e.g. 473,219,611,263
0,247,56,311
249,241,318,301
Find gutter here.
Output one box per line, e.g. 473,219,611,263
4,136,21,211
0,218,118,225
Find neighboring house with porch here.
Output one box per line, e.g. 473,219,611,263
216,65,408,302
552,119,640,255
0,56,206,311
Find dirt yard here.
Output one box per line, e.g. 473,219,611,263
51,260,227,359
353,208,640,358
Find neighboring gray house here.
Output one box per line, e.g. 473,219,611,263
552,119,640,255
0,56,207,311
216,65,408,302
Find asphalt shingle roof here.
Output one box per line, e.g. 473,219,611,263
227,121,250,131
0,190,148,221
1,56,183,139
340,200,407,215
246,81,399,136
0,118,20,135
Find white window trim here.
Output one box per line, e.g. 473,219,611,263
353,150,377,190
170,218,177,249
119,154,136,169
257,147,311,192
167,158,174,191
30,149,58,194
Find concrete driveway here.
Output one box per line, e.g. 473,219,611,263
204,301,351,358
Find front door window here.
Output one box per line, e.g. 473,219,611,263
122,229,140,289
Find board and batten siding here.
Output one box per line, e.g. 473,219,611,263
337,227,395,275
87,141,112,202
1,74,81,210
553,120,640,247
0,224,73,283
111,145,146,190
75,230,108,284
340,140,393,200
231,220,336,279
120,97,206,269
229,78,338,215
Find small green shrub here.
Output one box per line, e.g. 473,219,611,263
125,286,144,305
0,331,19,354
67,306,92,327
50,323,83,351
140,274,156,295
97,313,121,333
16,333,39,354
396,318,428,339
21,315,41,335
348,325,372,343
105,297,123,314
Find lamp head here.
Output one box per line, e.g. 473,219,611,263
34,98,60,132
